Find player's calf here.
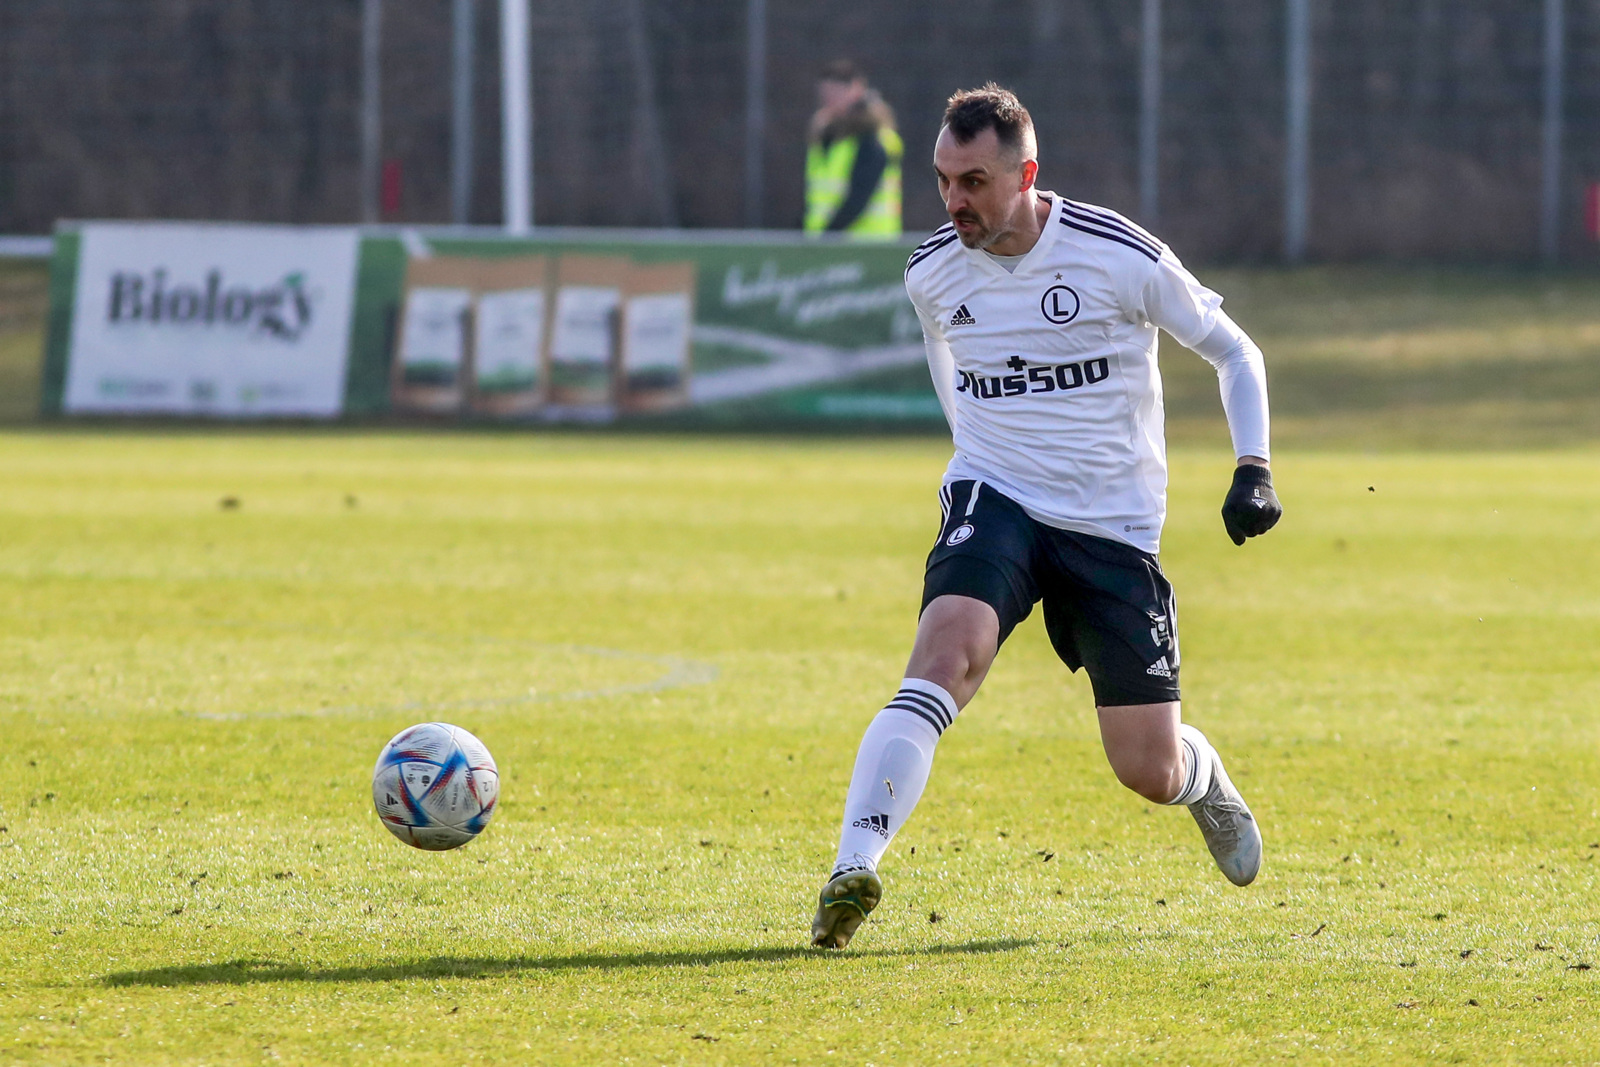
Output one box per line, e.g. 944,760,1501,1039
1098,701,1186,803
1101,706,1261,886
815,678,961,948
1106,745,1185,803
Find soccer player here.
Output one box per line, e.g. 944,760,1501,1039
811,84,1282,949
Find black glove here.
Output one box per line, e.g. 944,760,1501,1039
1221,464,1281,546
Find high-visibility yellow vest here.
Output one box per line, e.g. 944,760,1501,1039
804,126,903,238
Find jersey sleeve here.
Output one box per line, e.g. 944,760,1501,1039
1191,312,1271,462
905,273,957,432
1137,247,1226,348
916,305,958,433
1136,248,1269,461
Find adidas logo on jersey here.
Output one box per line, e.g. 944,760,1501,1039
949,304,976,326
1145,656,1173,679
851,813,891,838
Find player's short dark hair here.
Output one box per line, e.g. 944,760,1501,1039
820,59,864,84
942,83,1036,163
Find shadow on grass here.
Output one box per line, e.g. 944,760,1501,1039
100,939,1040,987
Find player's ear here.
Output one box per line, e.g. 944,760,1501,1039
1019,160,1038,192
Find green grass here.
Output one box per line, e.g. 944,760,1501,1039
1161,266,1600,448
1,431,1597,1064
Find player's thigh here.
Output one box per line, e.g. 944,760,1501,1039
1039,532,1180,708
914,481,1041,703
921,480,1040,638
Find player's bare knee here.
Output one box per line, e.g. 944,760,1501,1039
908,597,998,699
906,642,986,699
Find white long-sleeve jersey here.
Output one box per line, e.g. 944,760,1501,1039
904,192,1270,554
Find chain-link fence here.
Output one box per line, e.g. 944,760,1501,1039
3,0,1599,262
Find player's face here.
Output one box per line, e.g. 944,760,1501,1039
933,126,1034,250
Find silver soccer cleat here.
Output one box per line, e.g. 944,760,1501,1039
810,868,883,949
1188,751,1262,886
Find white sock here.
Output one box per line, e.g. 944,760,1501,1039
1168,723,1217,806
831,678,959,875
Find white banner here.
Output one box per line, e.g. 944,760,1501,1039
63,223,361,417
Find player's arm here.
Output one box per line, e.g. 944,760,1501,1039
910,299,958,432
1139,251,1281,545
1190,314,1281,545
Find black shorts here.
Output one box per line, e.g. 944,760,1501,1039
921,480,1180,707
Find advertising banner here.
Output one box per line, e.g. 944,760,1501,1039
355,232,941,427
469,257,550,418
42,224,946,428
59,223,360,417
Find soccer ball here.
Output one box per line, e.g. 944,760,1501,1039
372,722,500,851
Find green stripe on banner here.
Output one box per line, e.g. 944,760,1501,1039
343,237,407,416
39,230,79,416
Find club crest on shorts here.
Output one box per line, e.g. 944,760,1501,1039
946,523,975,546
1148,612,1171,646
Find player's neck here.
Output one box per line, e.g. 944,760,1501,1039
983,191,1053,257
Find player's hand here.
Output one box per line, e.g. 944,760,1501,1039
1221,463,1281,546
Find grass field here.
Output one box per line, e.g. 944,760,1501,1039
1,431,1597,1064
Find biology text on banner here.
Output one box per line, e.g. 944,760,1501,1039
61,223,360,417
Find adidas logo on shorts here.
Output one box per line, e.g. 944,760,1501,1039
851,813,891,838
1145,655,1173,679
949,303,976,326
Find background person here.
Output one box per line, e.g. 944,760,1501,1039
804,60,903,238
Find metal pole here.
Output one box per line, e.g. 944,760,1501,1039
500,0,532,233
1540,0,1565,264
624,0,678,227
1284,0,1311,263
360,0,382,223
1138,0,1161,226
744,0,767,229
451,0,477,226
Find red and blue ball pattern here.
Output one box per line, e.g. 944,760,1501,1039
372,722,499,851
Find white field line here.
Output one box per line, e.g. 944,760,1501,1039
690,325,925,403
